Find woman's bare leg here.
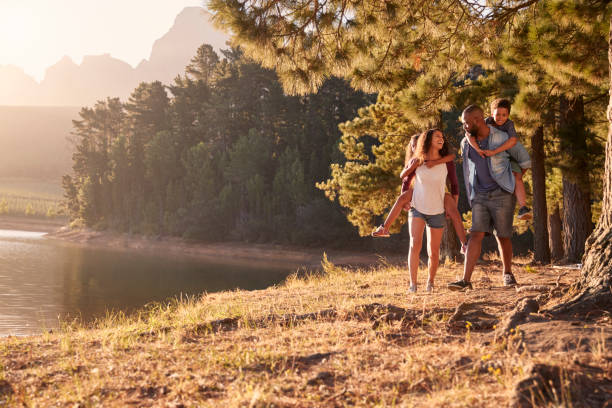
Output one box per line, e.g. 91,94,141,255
426,226,444,286
408,215,426,288
444,193,467,245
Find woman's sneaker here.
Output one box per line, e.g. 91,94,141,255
425,282,434,293
503,273,518,287
518,206,532,220
447,279,472,291
408,285,417,293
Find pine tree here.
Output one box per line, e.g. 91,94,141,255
210,0,612,309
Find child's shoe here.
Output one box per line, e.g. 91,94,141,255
371,225,390,238
517,206,532,220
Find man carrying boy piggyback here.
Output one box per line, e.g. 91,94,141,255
448,103,531,291
466,98,532,219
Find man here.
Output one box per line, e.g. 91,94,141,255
448,105,531,291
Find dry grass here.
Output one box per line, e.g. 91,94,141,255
0,256,610,407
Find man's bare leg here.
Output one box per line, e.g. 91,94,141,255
463,231,485,282
495,236,513,275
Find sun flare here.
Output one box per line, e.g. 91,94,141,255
0,5,42,64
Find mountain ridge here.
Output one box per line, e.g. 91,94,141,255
0,7,228,107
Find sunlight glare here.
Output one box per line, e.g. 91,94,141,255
0,5,42,62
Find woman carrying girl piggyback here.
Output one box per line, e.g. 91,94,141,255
374,129,466,292
372,132,468,257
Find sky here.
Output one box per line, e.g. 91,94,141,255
0,0,206,81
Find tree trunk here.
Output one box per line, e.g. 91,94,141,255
548,204,564,262
441,217,461,262
552,15,612,313
559,95,593,263
530,126,550,264
562,177,592,262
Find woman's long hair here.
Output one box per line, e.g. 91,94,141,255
414,128,447,163
404,134,420,166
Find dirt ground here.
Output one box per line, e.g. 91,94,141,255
0,258,609,407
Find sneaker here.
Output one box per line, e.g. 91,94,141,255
503,273,518,287
408,285,417,293
517,206,532,220
425,282,434,293
460,242,468,255
447,279,472,291
371,225,390,238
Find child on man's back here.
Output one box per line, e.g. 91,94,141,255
466,98,532,220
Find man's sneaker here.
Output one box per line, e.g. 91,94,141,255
408,285,417,293
460,242,468,255
517,206,532,220
447,280,472,291
503,273,518,287
425,282,434,293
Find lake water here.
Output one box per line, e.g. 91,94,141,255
0,229,294,336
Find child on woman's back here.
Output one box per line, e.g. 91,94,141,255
466,98,532,220
372,133,468,254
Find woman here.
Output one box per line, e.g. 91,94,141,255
408,128,450,293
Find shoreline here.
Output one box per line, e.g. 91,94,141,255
46,226,406,269
0,215,67,233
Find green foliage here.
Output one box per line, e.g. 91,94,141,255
63,45,373,244
209,0,608,236
24,203,35,217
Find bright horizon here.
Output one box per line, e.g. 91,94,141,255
0,0,206,82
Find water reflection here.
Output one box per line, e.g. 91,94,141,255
0,230,292,336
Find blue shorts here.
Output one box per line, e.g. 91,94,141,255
409,208,446,229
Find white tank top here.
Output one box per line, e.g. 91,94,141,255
411,163,447,215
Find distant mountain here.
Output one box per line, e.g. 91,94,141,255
37,55,138,106
137,7,228,84
0,65,39,105
0,7,229,107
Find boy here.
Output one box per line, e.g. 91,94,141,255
466,98,532,220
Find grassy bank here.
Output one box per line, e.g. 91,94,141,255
0,257,610,407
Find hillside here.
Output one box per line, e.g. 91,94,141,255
0,106,79,181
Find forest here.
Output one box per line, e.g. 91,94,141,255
64,1,609,269
62,46,376,245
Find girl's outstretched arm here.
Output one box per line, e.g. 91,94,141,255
400,157,420,179
425,152,455,168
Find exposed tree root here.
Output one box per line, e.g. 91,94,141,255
511,363,611,408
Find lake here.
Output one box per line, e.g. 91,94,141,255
0,229,294,336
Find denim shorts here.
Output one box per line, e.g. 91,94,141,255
409,208,446,229
471,188,516,238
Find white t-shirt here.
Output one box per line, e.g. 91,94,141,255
411,163,447,215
